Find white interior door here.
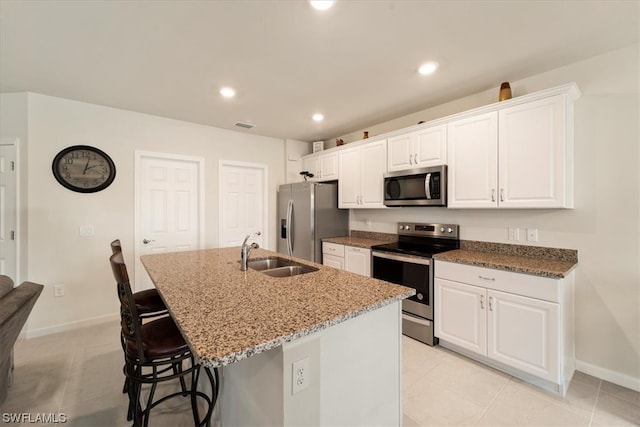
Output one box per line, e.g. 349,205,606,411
135,151,204,291
218,161,266,248
0,140,18,282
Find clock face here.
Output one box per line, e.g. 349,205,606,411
52,145,116,193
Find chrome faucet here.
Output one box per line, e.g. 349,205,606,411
240,231,261,271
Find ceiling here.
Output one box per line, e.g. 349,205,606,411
1,1,638,142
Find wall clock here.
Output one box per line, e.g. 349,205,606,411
52,145,116,193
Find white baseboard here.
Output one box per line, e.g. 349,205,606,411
576,359,640,392
19,312,120,339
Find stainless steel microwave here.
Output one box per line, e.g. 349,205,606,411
383,165,447,207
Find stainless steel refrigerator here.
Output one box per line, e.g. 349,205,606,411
277,181,348,263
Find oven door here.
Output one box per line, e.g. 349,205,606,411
371,251,433,319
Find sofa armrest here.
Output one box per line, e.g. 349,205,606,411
0,280,44,405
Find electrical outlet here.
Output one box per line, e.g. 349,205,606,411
292,357,310,394
527,228,539,242
365,218,371,229
54,285,65,297
79,225,95,237
508,227,520,241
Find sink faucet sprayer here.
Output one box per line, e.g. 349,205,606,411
240,231,261,271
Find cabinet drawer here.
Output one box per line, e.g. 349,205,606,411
322,242,345,257
435,260,560,303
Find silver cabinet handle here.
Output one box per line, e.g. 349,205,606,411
489,296,494,311
479,275,495,281
480,294,485,309
414,154,418,164
142,239,155,244
491,189,496,202
500,188,505,202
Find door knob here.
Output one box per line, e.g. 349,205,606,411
142,239,155,244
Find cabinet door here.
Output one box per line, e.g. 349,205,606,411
435,278,486,355
387,133,413,171
338,148,360,208
447,112,498,208
359,140,387,208
498,94,569,208
303,156,320,181
319,152,339,181
487,290,559,382
414,124,447,167
323,253,344,270
344,246,371,277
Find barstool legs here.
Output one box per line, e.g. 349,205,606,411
124,360,218,427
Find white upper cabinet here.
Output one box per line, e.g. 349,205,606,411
387,124,447,171
303,151,339,182
448,90,577,209
498,95,570,208
447,112,499,208
339,139,387,209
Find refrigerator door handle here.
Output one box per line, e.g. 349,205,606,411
286,199,293,255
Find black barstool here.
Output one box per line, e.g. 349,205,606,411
110,252,218,427
111,239,169,411
110,239,167,320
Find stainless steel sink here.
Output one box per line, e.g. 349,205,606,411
262,265,319,277
247,257,318,277
247,257,298,271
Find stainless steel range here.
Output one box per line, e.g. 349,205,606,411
371,222,460,345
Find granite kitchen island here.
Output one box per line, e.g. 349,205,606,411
141,247,414,426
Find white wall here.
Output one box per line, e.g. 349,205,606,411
327,44,640,388
0,93,286,336
284,138,312,183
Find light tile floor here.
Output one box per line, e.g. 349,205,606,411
1,320,638,426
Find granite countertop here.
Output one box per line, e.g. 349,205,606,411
322,236,389,248
141,247,414,368
433,241,578,279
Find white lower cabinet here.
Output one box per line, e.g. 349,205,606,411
434,260,574,395
344,246,371,277
323,254,344,270
322,242,371,277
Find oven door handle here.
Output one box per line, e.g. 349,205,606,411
372,251,432,266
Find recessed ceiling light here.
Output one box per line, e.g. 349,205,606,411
220,87,236,98
418,61,439,76
312,113,324,122
310,1,334,11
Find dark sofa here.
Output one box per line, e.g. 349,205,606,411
0,275,43,405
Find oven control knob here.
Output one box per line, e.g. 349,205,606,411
417,293,424,301
440,227,445,232
447,227,453,233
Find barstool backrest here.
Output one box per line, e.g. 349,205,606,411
110,239,123,255
110,252,146,363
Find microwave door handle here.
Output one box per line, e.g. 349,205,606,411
425,173,432,199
